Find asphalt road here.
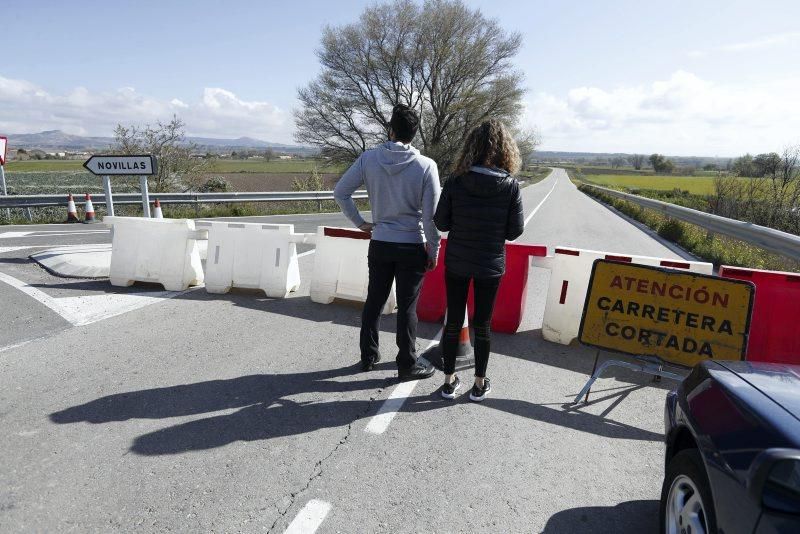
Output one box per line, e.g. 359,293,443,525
0,169,694,532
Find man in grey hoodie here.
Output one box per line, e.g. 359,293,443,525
334,105,441,381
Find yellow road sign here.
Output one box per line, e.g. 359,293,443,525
579,260,755,367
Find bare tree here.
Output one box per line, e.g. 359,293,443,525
113,116,210,192
514,126,541,166
264,148,276,162
630,154,645,170
294,0,527,170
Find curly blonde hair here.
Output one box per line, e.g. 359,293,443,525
452,119,522,176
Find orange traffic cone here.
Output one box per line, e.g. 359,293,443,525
152,198,163,219
453,308,474,362
420,308,474,371
65,193,80,223
83,193,96,223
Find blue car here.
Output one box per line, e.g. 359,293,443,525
662,360,800,534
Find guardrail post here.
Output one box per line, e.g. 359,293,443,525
194,195,199,217
24,208,32,222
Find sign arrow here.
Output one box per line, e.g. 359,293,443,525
83,154,157,176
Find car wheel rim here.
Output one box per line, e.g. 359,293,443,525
666,474,709,534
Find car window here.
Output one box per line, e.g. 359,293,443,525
763,460,800,514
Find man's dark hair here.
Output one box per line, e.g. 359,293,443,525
389,104,419,143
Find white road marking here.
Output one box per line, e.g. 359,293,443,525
297,250,316,259
0,231,33,239
283,499,332,534
16,231,109,238
365,331,442,435
0,271,187,327
524,173,559,228
0,337,37,354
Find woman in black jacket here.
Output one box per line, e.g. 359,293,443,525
433,119,525,401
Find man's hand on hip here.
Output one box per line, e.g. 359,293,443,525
359,222,375,233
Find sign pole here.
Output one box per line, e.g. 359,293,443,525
102,176,115,217
0,164,8,220
139,176,151,218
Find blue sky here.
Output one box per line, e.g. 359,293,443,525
3,0,800,155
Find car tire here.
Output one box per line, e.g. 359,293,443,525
660,448,718,534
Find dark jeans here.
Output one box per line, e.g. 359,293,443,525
442,271,501,377
360,240,428,369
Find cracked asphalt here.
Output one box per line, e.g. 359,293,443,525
1,170,697,532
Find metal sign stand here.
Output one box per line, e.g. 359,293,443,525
102,176,114,216
572,354,684,405
139,176,151,218
0,164,8,220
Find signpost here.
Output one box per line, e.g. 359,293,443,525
83,155,157,217
0,136,8,219
573,260,755,404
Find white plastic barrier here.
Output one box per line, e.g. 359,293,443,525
310,226,396,314
199,221,313,298
531,247,713,345
105,216,206,291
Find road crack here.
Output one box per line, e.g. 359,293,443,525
266,386,385,533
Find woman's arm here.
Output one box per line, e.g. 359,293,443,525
505,180,525,241
433,179,453,232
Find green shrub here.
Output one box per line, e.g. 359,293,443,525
658,219,685,242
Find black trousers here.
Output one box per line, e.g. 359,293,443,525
442,271,501,377
360,240,428,369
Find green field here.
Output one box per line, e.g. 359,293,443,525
5,159,345,174
581,174,719,195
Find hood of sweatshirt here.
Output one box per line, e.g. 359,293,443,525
377,141,421,175
460,166,514,197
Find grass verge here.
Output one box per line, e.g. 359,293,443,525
579,184,799,273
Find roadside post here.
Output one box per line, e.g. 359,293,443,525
0,136,8,219
572,259,755,404
83,155,157,218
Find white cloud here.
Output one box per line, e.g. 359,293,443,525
0,75,292,142
525,71,800,156
688,31,800,58
720,31,800,52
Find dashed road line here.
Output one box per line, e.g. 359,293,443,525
283,499,332,534
364,330,442,435
297,250,316,259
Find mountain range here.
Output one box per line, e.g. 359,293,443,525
7,130,314,154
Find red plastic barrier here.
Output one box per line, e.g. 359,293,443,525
719,265,800,364
488,243,548,333
416,240,547,334
417,238,449,323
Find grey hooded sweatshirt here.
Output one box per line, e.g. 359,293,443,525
334,141,441,259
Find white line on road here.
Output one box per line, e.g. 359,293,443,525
297,250,316,259
0,271,81,325
283,499,332,534
0,231,33,240
524,173,559,228
16,231,109,238
364,331,442,435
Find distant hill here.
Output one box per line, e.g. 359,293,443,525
532,150,733,168
6,130,316,155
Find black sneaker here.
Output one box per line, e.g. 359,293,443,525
469,378,491,402
398,361,435,381
440,376,462,399
361,354,381,372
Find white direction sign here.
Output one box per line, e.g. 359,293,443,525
83,154,157,176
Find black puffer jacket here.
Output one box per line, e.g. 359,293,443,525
434,169,525,278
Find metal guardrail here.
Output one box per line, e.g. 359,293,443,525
581,183,800,262
0,190,368,209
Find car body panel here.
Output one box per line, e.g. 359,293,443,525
664,360,800,533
